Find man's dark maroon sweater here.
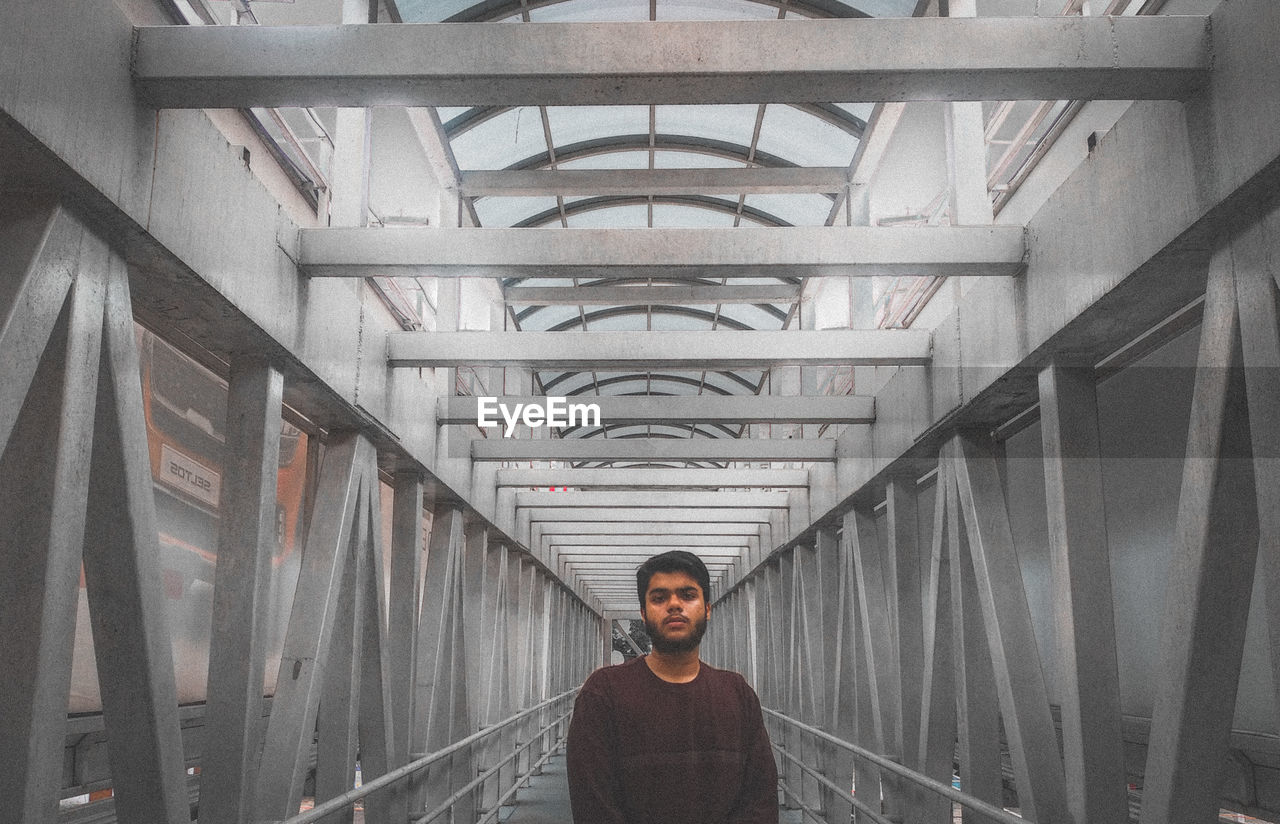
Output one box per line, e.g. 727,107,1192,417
566,656,778,824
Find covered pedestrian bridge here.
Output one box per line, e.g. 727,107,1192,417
3,0,1280,823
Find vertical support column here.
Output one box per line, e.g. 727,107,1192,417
1140,240,1260,824
0,202,106,824
886,478,923,774
255,435,369,818
1038,364,1127,824
83,253,192,824
815,528,842,823
949,462,1002,820
915,467,956,824
388,472,424,822
849,507,897,820
202,357,284,824
952,434,1069,824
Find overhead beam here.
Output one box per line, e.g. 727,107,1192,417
503,284,801,306
392,330,931,369
445,396,873,426
547,535,752,548
132,17,1209,108
496,467,811,488
532,523,762,536
300,226,1027,279
515,490,790,509
461,167,849,197
473,437,836,463
525,508,777,523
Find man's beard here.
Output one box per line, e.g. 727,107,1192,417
645,613,708,654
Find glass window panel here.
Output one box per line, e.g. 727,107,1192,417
473,196,561,228
743,193,835,227
837,0,920,15
833,102,876,122
450,107,550,170
655,105,759,147
757,104,860,167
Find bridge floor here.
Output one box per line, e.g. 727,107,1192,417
502,752,801,824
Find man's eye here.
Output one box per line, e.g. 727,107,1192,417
679,590,698,601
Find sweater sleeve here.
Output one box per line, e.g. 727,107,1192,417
729,680,779,824
566,679,628,824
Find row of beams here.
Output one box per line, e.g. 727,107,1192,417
525,508,775,523
132,17,1209,108
495,467,810,488
502,284,801,306
442,396,873,425
514,490,790,509
391,330,930,369
299,226,1027,279
463,167,849,197
473,437,836,462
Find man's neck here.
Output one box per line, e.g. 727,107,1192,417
644,648,701,683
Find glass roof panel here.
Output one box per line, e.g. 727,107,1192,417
654,1,780,19
565,205,650,228
527,0,650,21
652,152,745,169
757,104,860,167
655,105,759,148
450,107,549,170
743,193,836,227
557,151,652,170
545,106,651,148
651,205,739,227
474,195,562,227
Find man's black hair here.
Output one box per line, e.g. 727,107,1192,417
636,550,711,606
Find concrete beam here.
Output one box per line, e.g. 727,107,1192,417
549,537,749,550
444,396,873,426
503,284,801,306
496,467,810,488
473,437,837,463
527,508,776,523
531,523,762,537
515,490,791,509
392,330,930,369
462,167,848,197
132,17,1209,108
300,226,1027,279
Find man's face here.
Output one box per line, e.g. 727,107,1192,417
641,570,709,654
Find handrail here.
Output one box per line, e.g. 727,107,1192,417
413,709,573,824
268,688,578,824
763,707,1026,824
769,742,893,824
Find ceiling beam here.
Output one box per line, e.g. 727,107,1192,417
299,225,1027,279
526,508,776,523
496,467,810,488
461,167,849,197
547,535,752,548
444,396,872,426
516,490,791,509
532,523,762,536
473,437,836,463
132,17,1209,108
392,330,930,369
502,284,801,306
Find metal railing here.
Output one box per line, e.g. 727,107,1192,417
271,688,578,824
764,707,1026,824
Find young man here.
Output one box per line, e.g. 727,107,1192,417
566,550,778,824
